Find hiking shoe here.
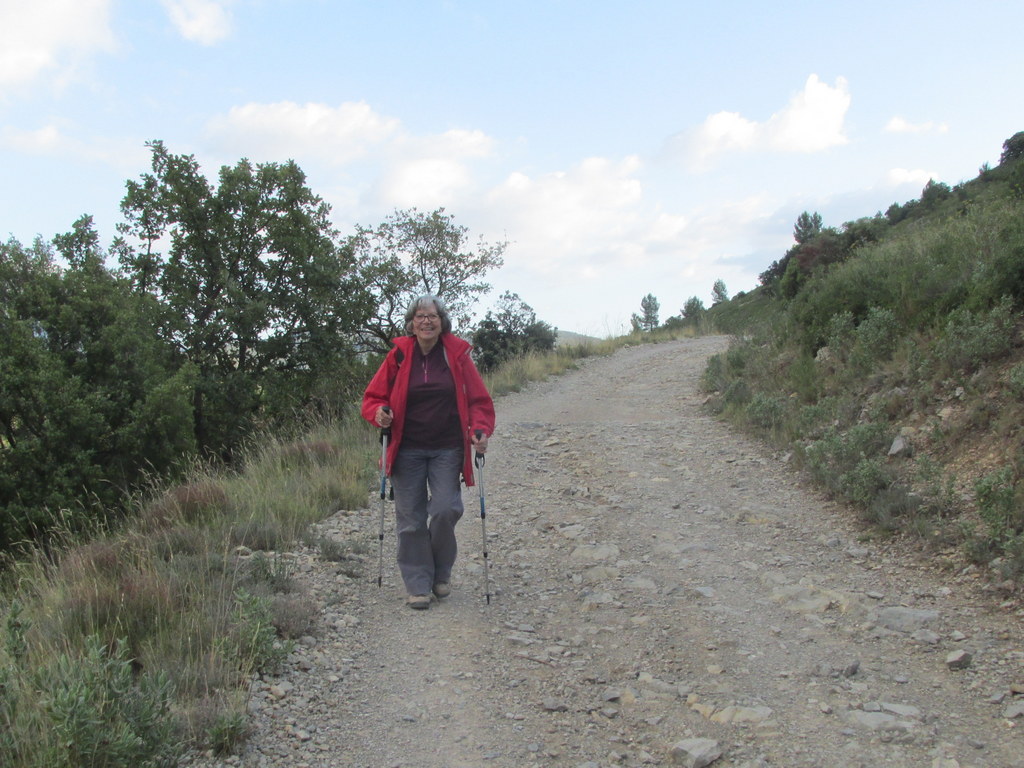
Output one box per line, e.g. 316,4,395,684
432,581,451,599
406,594,431,610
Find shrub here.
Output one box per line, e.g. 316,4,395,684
229,590,291,676
975,467,1023,541
850,306,900,370
803,423,891,499
838,457,896,508
1007,361,1024,398
722,379,752,409
205,706,249,756
701,353,729,392
42,635,180,768
928,297,1017,378
745,393,787,431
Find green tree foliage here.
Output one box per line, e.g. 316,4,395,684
0,223,194,549
793,211,823,244
711,279,729,306
1001,131,1024,164
761,213,848,298
471,291,556,372
682,296,706,320
919,179,952,213
350,208,506,352
117,141,370,454
632,293,659,332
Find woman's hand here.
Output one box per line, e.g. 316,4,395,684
471,430,489,454
375,406,393,428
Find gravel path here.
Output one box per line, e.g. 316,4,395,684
191,336,1024,768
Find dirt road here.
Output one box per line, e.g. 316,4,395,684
195,336,1024,767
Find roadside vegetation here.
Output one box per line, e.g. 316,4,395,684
693,131,1024,585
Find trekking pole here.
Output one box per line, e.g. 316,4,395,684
474,430,492,604
377,407,391,588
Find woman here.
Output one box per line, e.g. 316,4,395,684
362,295,496,609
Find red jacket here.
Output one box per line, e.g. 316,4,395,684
361,334,495,485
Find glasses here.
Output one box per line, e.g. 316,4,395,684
414,313,439,323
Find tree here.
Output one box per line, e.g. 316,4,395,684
636,293,659,332
681,296,705,320
117,141,370,453
920,179,952,212
1000,131,1024,165
350,208,506,352
793,211,823,244
711,279,729,306
0,224,194,549
471,291,556,372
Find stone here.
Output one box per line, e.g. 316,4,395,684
876,607,940,633
709,705,773,724
888,435,911,457
880,702,921,719
945,650,972,670
541,698,569,712
670,737,722,767
842,710,913,732
1003,700,1024,719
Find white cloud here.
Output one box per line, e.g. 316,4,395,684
375,157,473,210
885,117,949,134
1,123,148,171
767,74,850,152
162,0,234,45
694,111,759,157
3,124,63,152
205,101,401,163
485,155,644,273
0,0,114,92
886,168,939,187
204,101,499,213
373,128,496,208
692,74,850,164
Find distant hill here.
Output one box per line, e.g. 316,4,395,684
556,330,602,346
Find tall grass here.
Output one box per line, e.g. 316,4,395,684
484,337,621,396
0,412,377,766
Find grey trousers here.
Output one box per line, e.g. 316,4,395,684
390,446,464,595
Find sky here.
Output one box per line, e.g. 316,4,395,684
2,1,1023,336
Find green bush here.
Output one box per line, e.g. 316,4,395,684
229,590,291,676
701,353,729,392
42,635,180,768
838,457,896,508
722,379,752,408
745,393,787,431
850,306,900,370
928,296,1017,377
1007,361,1024,398
975,467,1023,541
803,423,891,499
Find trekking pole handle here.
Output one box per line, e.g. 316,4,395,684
380,406,392,438
474,429,485,467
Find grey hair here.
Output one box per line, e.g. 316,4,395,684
403,294,453,335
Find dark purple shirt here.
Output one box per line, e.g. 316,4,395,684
402,342,462,449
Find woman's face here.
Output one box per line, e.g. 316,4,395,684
412,304,441,344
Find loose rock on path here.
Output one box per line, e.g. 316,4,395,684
189,336,1024,768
